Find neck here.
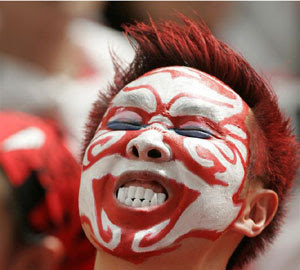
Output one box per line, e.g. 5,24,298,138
93,232,242,270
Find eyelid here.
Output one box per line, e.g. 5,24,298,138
106,121,142,131
173,128,212,139
179,120,221,137
109,110,143,124
109,120,141,126
179,124,213,135
179,127,213,135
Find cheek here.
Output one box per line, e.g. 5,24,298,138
83,130,140,170
166,134,246,188
165,136,247,232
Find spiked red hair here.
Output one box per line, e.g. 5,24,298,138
83,14,299,269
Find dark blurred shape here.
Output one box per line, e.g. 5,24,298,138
103,1,231,33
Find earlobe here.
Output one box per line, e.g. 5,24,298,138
233,189,278,237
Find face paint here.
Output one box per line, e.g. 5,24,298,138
79,66,250,262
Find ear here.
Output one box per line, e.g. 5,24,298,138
11,236,64,270
233,188,278,237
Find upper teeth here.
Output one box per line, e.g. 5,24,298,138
117,186,167,207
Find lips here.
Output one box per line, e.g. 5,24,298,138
92,170,199,232
115,171,169,208
81,163,201,262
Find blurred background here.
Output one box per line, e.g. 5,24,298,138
0,2,299,270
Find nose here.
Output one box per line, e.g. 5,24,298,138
126,130,172,162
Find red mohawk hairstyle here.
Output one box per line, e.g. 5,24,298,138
84,14,299,269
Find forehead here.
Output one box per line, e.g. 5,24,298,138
111,66,247,123
129,66,237,99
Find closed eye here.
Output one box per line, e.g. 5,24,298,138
173,128,213,139
107,121,142,131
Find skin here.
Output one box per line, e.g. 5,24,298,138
94,234,241,270
93,177,278,270
81,66,248,255
80,66,279,269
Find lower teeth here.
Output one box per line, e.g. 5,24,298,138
117,186,167,207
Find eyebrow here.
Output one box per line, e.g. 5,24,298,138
111,88,157,113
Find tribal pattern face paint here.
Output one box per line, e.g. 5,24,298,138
79,66,250,262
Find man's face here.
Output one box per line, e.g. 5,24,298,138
79,66,250,261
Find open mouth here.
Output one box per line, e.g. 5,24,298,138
89,169,200,248
115,172,169,208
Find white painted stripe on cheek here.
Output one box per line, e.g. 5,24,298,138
79,176,121,250
82,151,90,167
112,88,157,113
213,141,235,161
214,153,245,187
226,135,247,162
93,130,110,141
192,139,238,174
91,131,126,156
184,137,246,185
101,209,121,249
179,184,242,231
82,131,126,166
79,171,99,243
132,219,170,252
183,138,214,168
224,124,247,139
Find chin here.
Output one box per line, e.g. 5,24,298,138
79,157,235,263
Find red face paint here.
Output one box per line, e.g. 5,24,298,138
79,66,250,262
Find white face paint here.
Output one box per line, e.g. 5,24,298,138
79,66,250,262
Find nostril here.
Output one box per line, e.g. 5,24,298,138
148,149,162,159
132,146,139,157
